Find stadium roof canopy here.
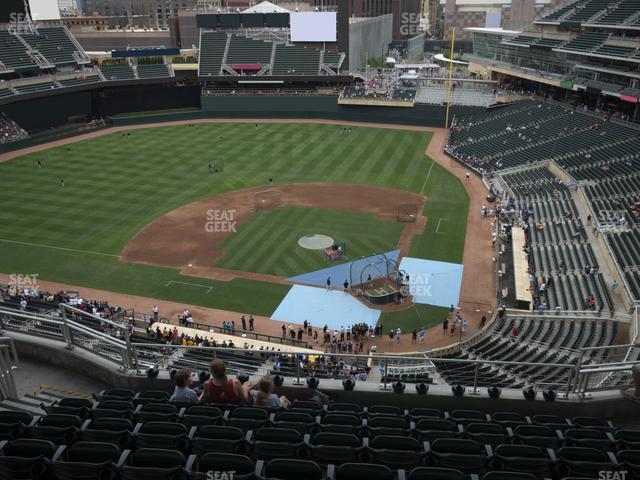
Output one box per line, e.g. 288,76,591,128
464,27,521,36
244,1,289,13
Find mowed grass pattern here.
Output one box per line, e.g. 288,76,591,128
216,207,404,277
0,123,456,316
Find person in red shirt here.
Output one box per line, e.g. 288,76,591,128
200,359,251,405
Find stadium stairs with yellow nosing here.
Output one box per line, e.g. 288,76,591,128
0,385,91,415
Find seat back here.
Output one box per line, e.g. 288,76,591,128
197,452,254,478
408,466,466,480
39,414,83,428
264,458,322,480
336,462,394,480
194,426,245,455
0,439,56,480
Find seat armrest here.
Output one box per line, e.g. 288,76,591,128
178,407,186,418
185,454,197,472
546,448,556,462
80,419,91,431
362,437,369,448
52,445,66,462
555,429,564,440
506,427,514,437
132,422,143,435
424,440,431,453
188,426,197,439
525,416,532,424
326,464,335,480
607,451,619,465
303,433,311,444
469,474,480,480
117,449,130,467
0,440,7,452
254,459,264,477
245,430,253,442
397,469,406,480
484,444,493,457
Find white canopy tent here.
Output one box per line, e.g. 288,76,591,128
243,1,289,13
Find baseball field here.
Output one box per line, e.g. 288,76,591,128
0,121,468,329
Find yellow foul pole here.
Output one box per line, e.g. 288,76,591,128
444,27,456,128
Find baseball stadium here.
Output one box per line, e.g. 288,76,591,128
0,0,639,478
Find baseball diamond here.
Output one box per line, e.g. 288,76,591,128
0,5,638,473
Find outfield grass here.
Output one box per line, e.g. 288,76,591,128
379,304,450,334
217,206,404,277
0,122,468,320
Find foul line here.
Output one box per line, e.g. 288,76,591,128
164,280,213,294
420,161,435,195
436,218,448,234
0,238,119,257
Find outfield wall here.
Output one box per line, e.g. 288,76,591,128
0,86,485,154
108,98,480,127
192,95,481,128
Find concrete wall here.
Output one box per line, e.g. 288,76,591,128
406,34,426,60
348,14,393,70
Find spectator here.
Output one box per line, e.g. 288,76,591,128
249,376,290,408
172,369,198,403
0,113,28,145
200,359,251,404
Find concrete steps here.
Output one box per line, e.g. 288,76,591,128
0,384,93,414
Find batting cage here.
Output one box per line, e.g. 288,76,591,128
348,253,406,305
348,252,399,286
397,204,419,223
254,189,283,211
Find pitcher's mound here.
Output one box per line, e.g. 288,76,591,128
298,234,334,250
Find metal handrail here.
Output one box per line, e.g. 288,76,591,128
3,307,640,396
0,338,19,400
